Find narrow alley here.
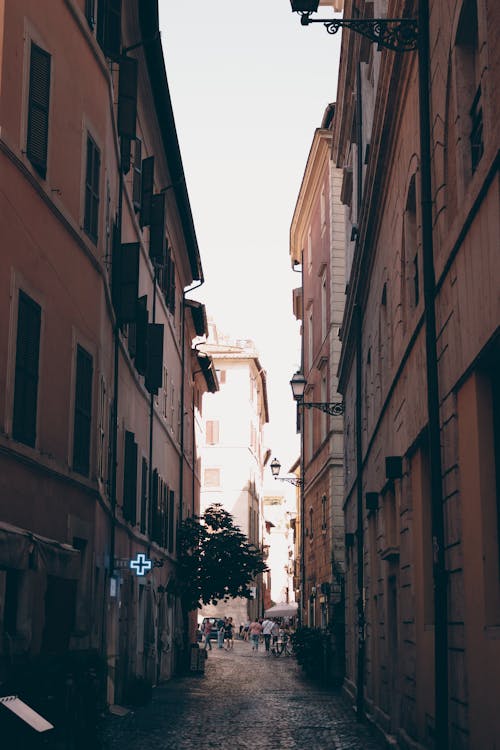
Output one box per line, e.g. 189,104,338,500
101,640,388,750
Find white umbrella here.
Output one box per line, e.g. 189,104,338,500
264,602,298,618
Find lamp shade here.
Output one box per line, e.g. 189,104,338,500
290,371,307,401
270,457,281,477
290,0,320,11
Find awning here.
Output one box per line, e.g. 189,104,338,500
264,602,298,618
0,522,81,579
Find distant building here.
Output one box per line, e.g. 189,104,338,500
198,323,270,625
290,103,346,680
263,494,296,606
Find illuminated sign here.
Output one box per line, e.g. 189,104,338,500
129,553,152,576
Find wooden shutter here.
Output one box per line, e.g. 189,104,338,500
123,430,137,524
145,323,164,395
117,55,137,139
27,42,51,178
84,135,100,242
140,156,154,227
73,345,94,476
97,0,121,59
149,193,166,262
132,139,142,210
12,291,41,447
117,242,139,324
85,0,96,28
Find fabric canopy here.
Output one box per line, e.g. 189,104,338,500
264,602,298,618
0,521,81,579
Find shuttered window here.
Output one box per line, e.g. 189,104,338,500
12,291,41,447
84,134,101,243
206,420,219,445
96,0,121,59
27,42,51,178
73,345,93,476
85,0,96,28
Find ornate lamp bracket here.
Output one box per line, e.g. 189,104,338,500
298,13,418,52
301,401,345,417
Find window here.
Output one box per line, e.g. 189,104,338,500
27,42,51,178
12,291,41,447
218,369,226,385
455,0,483,178
321,270,327,342
85,0,96,28
321,494,328,531
84,134,101,243
96,0,121,59
204,468,220,487
309,507,314,540
206,420,219,445
403,175,419,311
73,345,93,476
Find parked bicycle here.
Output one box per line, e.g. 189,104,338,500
271,632,294,657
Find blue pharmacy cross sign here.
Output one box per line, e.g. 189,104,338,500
129,553,152,576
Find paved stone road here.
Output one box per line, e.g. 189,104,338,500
101,639,388,750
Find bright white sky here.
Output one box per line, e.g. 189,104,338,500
159,2,341,487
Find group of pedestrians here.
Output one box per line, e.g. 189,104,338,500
201,617,234,651
247,616,281,654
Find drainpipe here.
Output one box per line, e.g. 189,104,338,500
109,158,125,582
354,62,365,722
148,264,158,535
417,2,448,746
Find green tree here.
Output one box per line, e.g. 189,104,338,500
177,503,267,611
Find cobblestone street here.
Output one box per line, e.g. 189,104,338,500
101,640,388,750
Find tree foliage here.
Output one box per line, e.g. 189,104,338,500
177,503,267,611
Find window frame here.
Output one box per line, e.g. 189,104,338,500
83,132,101,244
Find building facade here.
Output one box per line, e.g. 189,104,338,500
0,0,214,713
290,104,346,673
198,324,269,626
333,0,500,748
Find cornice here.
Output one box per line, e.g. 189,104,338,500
290,129,333,263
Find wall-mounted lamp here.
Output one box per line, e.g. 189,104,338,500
270,457,303,487
290,371,344,416
289,1,418,52
385,456,403,480
365,492,379,512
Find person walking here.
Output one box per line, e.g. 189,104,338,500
224,617,234,650
204,619,213,650
261,617,274,655
248,617,262,652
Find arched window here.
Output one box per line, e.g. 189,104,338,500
455,0,483,177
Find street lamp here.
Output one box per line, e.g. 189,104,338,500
290,371,344,416
270,457,303,487
289,3,448,748
290,1,418,51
